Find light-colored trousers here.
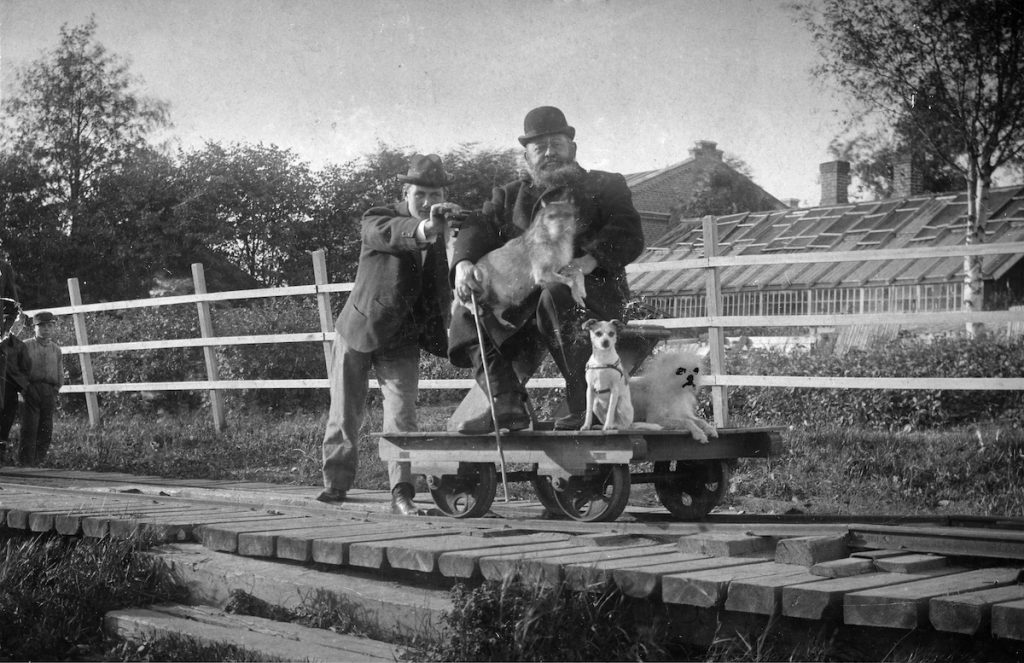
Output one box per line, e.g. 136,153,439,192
321,332,417,493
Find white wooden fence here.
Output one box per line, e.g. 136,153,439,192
31,219,1024,431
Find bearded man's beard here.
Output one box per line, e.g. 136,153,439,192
526,156,581,190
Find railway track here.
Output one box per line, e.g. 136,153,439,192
2,465,1024,652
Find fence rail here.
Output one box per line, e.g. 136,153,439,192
32,229,1024,430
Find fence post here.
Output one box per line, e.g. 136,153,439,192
702,215,730,428
67,278,101,428
192,263,226,431
311,250,334,379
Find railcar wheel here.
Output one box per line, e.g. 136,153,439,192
429,463,497,518
530,475,566,519
654,460,730,520
551,464,630,523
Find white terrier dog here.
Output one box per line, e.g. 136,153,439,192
580,319,661,431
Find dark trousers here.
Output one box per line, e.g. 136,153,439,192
450,283,595,414
20,383,57,466
0,380,19,441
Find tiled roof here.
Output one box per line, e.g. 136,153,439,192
629,185,1024,296
625,155,788,216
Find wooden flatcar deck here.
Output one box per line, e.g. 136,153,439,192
2,466,1024,645
378,426,783,464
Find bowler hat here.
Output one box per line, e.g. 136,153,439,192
518,106,576,146
33,311,55,325
398,154,455,187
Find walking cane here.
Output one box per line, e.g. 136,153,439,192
469,291,510,503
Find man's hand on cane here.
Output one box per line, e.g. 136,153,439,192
453,260,484,310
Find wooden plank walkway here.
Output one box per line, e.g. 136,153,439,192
2,467,1024,642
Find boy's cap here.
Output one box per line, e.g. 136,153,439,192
33,311,56,325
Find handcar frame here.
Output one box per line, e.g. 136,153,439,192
378,425,782,522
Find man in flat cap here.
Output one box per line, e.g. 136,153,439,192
21,311,62,465
449,106,645,433
319,154,461,515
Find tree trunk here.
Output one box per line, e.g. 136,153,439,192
963,163,990,337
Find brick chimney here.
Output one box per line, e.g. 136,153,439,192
785,197,801,209
690,140,723,161
893,153,923,198
819,160,850,206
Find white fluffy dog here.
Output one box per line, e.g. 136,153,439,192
630,350,719,443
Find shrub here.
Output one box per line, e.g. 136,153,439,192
57,297,475,416
214,297,330,410
61,305,208,416
726,335,1024,429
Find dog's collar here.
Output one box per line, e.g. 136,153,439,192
586,359,624,377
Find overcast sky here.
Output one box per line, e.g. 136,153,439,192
2,0,847,206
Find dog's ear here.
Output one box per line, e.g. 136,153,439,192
582,318,598,331
610,319,625,331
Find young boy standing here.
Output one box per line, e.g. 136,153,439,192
21,311,62,465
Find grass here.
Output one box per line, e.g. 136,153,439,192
411,574,687,661
0,532,187,661
106,635,277,662
726,423,1024,516
39,404,1024,518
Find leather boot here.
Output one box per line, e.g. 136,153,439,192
316,488,347,504
547,337,590,431
555,411,587,430
458,392,531,434
391,483,421,516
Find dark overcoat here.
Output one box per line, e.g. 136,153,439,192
0,260,19,401
0,260,18,320
336,201,451,357
448,167,645,361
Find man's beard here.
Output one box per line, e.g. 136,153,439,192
526,157,581,190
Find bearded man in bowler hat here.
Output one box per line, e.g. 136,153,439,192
318,154,460,515
449,106,645,433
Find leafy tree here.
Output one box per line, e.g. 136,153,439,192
828,126,961,200
72,146,190,301
0,151,65,306
176,142,317,286
799,0,1024,329
674,154,779,219
437,143,522,211
1,17,170,236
